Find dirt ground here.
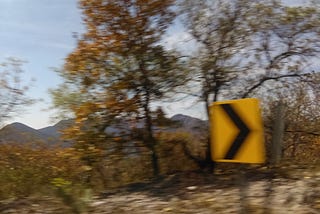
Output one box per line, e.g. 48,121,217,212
1,164,320,214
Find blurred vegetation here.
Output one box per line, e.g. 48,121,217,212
0,2,319,212
47,0,319,187
263,79,320,164
0,58,34,126
0,144,88,198
51,0,184,178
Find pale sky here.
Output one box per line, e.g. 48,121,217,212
0,0,204,129
0,0,84,128
0,0,307,129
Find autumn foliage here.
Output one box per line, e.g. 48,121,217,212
54,0,184,177
0,143,88,199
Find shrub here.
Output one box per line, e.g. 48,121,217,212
0,143,89,199
156,131,205,174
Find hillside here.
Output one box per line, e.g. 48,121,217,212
0,122,55,145
170,114,208,135
38,119,74,139
0,121,71,146
0,115,208,146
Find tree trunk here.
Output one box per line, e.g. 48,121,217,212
143,94,159,177
202,96,215,173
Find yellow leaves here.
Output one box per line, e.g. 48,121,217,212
55,147,81,160
104,91,139,115
96,102,106,109
75,102,99,122
51,177,72,188
280,6,318,25
80,165,92,171
58,0,177,117
64,41,106,81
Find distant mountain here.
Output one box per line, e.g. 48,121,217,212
0,122,55,145
38,119,73,139
0,120,71,146
105,114,208,136
170,114,208,135
0,115,208,146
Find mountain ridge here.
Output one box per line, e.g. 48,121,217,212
0,114,208,146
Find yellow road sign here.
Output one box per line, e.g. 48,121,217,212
210,98,265,163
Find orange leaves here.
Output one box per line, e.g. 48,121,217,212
65,41,104,78
53,1,180,178
105,97,136,116
113,137,123,142
73,101,104,123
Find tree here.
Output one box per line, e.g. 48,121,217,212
52,0,183,177
262,77,320,163
0,58,33,125
180,0,253,116
152,107,176,127
181,0,320,115
180,0,320,169
180,0,254,170
239,1,320,98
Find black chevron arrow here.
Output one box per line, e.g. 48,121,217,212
221,104,250,159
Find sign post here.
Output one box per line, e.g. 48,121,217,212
210,98,266,213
